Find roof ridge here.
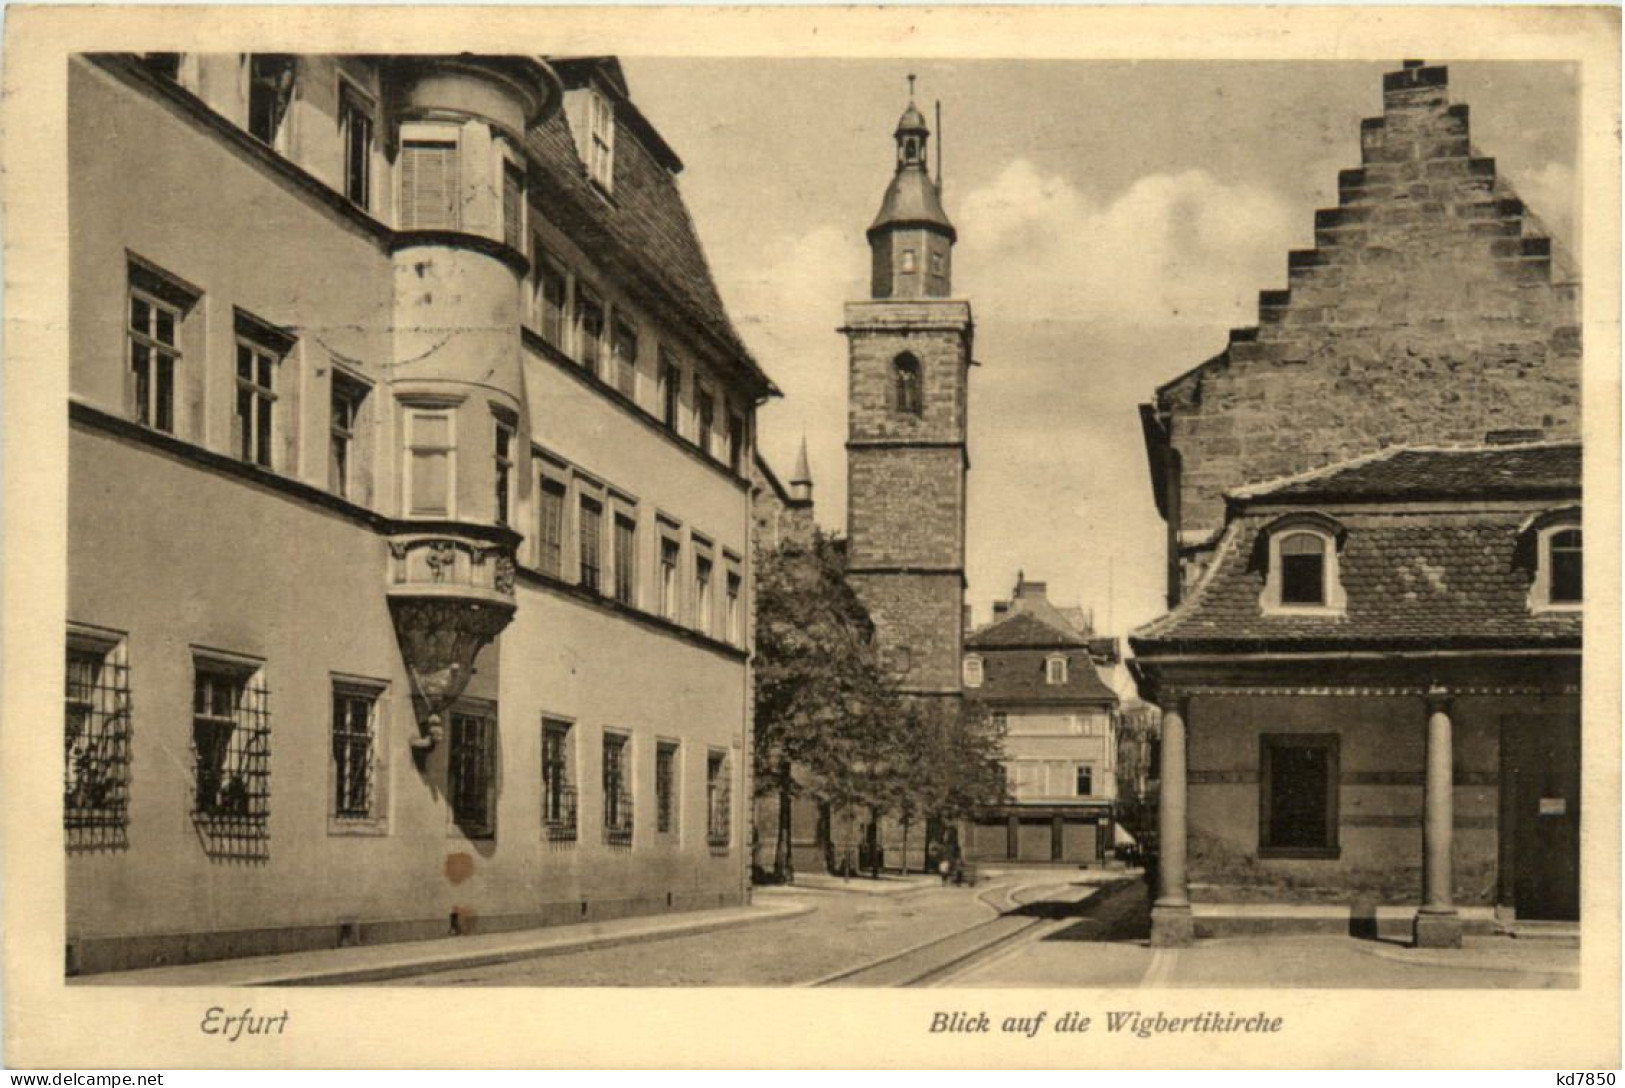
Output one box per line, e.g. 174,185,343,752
1228,446,1404,500
1228,440,1582,502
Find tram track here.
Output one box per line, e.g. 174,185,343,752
806,879,1080,988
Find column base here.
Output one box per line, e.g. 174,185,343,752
1413,909,1464,949
1150,903,1195,948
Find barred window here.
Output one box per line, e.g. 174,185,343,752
65,632,131,849
331,684,383,822
192,658,270,859
603,732,632,847
449,710,496,838
542,718,576,842
706,750,731,849
656,741,678,835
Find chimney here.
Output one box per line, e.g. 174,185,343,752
992,601,1010,621
962,604,973,633
1016,580,1048,602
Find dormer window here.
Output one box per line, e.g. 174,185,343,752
1045,656,1067,685
1529,515,1583,612
1259,514,1346,615
962,656,983,688
586,89,615,192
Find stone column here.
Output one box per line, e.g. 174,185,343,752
1414,690,1463,948
1151,694,1194,947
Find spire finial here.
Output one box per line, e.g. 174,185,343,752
907,73,916,100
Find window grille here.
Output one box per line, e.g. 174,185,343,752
542,720,576,842
64,639,131,849
656,742,678,834
449,711,496,837
331,687,378,820
191,662,271,860
578,496,603,592
537,477,566,577
706,752,730,848
603,733,632,846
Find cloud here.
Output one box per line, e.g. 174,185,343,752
957,159,1297,335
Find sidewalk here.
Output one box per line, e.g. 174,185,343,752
72,899,813,987
1191,900,1501,941
771,871,941,896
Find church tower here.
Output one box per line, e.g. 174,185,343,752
843,83,973,701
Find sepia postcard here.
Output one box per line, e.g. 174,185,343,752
2,3,1620,1070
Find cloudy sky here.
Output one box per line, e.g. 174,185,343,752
622,59,1579,638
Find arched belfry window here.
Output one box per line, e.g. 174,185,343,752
893,354,922,416
902,136,921,165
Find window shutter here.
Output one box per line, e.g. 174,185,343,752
401,141,458,230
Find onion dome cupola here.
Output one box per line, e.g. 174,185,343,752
868,78,956,300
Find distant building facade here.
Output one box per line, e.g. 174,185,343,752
66,53,773,973
1130,62,1582,949
750,439,815,554
963,577,1120,865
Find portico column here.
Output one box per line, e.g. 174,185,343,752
1414,690,1464,948
1151,694,1194,947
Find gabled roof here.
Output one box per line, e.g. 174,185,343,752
966,610,1087,650
1231,442,1581,505
528,59,776,400
972,647,1119,706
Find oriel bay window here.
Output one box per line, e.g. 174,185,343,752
399,131,459,231
542,718,576,841
64,629,131,849
603,732,632,846
493,416,516,527
449,708,496,838
1259,734,1340,859
191,655,270,859
403,406,455,518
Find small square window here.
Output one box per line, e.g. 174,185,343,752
1074,765,1094,797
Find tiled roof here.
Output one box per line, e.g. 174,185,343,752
1232,442,1581,504
526,69,774,397
966,610,1087,649
1133,507,1581,651
971,648,1119,706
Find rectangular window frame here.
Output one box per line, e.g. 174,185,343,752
706,749,731,850
247,54,296,150
189,650,271,860
655,740,680,836
602,730,633,847
577,487,605,593
339,78,375,211
542,717,577,843
398,124,461,231
493,415,516,528
125,257,200,435
329,676,389,834
611,314,639,399
533,244,569,349
658,349,683,433
586,88,616,192
402,404,457,519
448,704,498,840
1258,732,1341,860
692,538,715,636
65,626,131,850
612,508,638,607
696,385,715,458
575,285,606,377
535,460,569,578
328,368,370,501
724,557,743,646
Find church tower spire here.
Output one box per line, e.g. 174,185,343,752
842,77,974,702
868,78,956,300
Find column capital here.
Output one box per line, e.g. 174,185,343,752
1425,687,1453,713
1161,691,1191,716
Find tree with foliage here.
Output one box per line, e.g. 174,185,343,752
752,530,896,883
1113,700,1162,867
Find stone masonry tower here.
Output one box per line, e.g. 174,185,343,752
843,85,973,702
